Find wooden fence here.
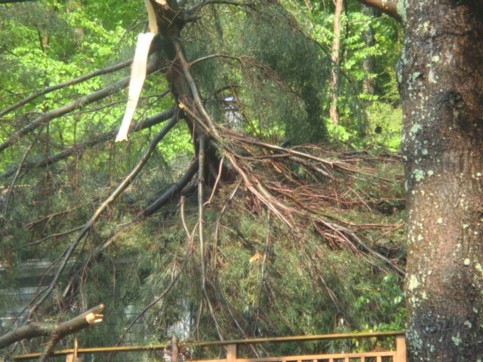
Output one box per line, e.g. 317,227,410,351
12,331,406,362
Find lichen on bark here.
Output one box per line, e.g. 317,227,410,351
399,0,483,360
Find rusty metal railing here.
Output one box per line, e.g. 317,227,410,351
12,331,406,362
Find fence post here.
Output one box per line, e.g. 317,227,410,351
226,344,237,362
395,335,407,362
171,335,179,362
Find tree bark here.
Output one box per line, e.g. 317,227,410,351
149,0,230,185
398,1,483,360
354,0,482,359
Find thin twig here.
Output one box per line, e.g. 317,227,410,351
198,135,207,291
180,196,196,246
2,137,36,219
20,226,84,249
206,155,225,205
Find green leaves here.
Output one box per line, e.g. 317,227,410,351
308,2,402,148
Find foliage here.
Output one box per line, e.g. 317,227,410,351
307,0,402,148
183,2,331,144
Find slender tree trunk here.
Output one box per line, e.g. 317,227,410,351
329,0,343,125
361,5,376,96
304,0,312,11
398,1,483,360
361,4,377,134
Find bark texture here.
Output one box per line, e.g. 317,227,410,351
150,0,228,185
399,1,483,360
357,0,400,21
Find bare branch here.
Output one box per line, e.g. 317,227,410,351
171,38,220,136
190,53,241,67
21,226,84,249
356,0,401,22
198,136,207,291
139,160,198,218
0,59,132,119
334,224,405,276
38,305,104,362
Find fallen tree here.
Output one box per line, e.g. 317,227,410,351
0,0,407,357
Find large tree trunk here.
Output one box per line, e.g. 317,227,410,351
398,1,483,360
355,0,482,359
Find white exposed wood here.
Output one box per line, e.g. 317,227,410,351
156,0,170,9
144,0,159,33
116,33,156,142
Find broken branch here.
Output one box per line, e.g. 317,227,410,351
0,304,104,349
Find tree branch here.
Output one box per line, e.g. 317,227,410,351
0,59,132,119
356,0,401,22
38,305,104,362
139,160,199,218
0,304,104,349
198,135,207,291
0,107,175,179
0,60,160,153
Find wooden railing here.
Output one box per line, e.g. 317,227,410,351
12,331,406,361
189,333,406,362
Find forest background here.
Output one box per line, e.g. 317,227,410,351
0,0,479,361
